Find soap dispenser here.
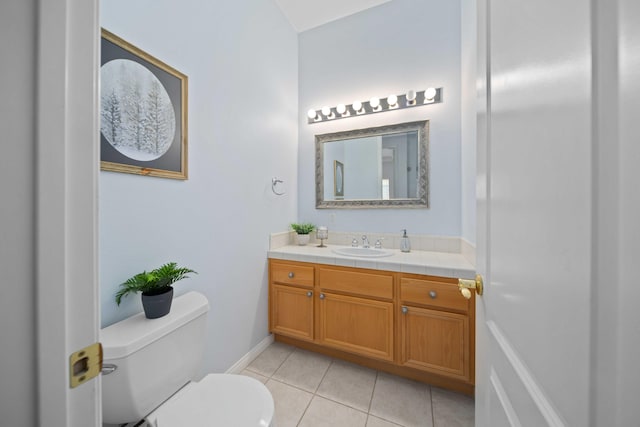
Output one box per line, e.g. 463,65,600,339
400,229,411,253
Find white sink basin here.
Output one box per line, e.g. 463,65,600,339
332,247,394,258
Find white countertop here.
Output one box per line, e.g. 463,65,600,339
268,244,476,279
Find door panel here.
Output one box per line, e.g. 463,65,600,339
318,292,394,361
400,306,469,380
476,0,592,425
271,284,314,341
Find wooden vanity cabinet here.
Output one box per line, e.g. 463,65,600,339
316,267,395,362
399,275,474,383
268,259,475,395
269,261,314,341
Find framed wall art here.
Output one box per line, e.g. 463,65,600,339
100,29,188,180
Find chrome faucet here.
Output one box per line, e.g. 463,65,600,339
362,235,370,248
351,238,359,247
374,238,384,249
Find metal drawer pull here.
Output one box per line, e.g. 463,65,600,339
401,306,408,314
288,272,295,278
307,291,313,297
319,293,325,300
429,290,437,299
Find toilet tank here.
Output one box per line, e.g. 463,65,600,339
101,291,209,425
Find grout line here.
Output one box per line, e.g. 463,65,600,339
367,370,379,414
430,385,436,427
296,390,315,427
313,358,334,393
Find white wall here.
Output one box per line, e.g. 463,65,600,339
100,0,298,373
298,0,463,236
0,1,37,424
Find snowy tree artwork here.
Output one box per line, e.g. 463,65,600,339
100,59,176,161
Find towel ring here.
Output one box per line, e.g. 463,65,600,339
271,177,286,196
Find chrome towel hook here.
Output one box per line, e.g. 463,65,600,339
271,177,286,196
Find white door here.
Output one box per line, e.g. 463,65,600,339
474,0,593,425
37,0,101,425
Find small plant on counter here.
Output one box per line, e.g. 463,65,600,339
290,222,316,235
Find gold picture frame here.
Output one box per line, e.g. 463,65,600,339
100,29,188,180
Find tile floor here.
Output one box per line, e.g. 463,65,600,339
242,342,474,427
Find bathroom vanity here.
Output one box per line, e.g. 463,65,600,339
268,244,475,395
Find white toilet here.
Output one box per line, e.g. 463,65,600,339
101,291,275,426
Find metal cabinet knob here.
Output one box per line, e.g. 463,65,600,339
319,293,325,300
429,290,437,299
288,272,295,278
307,291,313,297
401,306,408,314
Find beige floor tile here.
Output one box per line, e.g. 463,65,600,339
298,396,368,427
245,341,295,377
316,360,377,412
240,369,269,383
431,387,474,427
366,415,404,427
369,372,433,427
272,348,332,392
265,379,313,427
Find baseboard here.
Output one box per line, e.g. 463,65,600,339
225,334,275,374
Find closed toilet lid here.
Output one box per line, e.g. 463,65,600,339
146,374,274,427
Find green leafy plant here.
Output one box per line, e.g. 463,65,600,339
115,262,197,305
290,222,315,235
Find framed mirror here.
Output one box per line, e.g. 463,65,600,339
315,120,429,209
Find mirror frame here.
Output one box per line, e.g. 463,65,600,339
315,120,429,209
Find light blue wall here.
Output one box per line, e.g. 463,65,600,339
461,0,477,245
100,0,298,374
298,0,463,236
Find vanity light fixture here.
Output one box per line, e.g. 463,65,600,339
306,87,443,124
406,89,417,104
424,87,437,103
369,96,381,110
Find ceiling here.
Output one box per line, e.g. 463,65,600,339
274,0,393,33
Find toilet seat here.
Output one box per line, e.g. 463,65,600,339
146,374,274,426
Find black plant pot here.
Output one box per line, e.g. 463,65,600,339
141,286,174,319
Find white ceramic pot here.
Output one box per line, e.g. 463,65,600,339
296,234,310,246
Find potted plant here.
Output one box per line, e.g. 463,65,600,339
290,222,315,246
115,262,197,319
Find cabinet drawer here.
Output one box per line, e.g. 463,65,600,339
318,267,393,300
400,278,469,312
271,261,314,287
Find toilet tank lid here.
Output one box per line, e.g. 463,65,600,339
101,291,209,360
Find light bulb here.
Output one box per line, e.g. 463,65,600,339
424,87,437,101
370,97,380,109
321,106,331,116
336,104,347,115
353,100,363,112
307,109,317,120
406,89,417,102
387,94,398,107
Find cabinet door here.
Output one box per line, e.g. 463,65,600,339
400,305,469,381
318,292,394,362
271,284,314,341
